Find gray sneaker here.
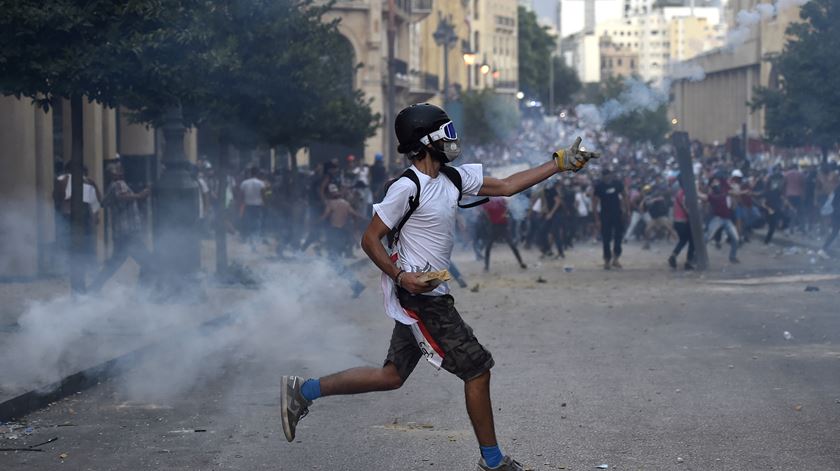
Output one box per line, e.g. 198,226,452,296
477,455,525,471
280,375,312,442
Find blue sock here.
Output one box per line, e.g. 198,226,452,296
480,445,503,468
300,378,321,402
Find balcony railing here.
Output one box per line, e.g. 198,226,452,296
412,0,433,19
494,80,518,91
409,71,440,100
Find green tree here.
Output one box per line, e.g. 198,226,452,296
0,0,214,292
517,6,555,103
593,76,670,145
750,0,840,160
461,89,521,145
551,57,582,107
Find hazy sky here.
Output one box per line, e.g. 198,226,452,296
530,0,625,38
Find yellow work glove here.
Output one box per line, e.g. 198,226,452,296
553,136,600,172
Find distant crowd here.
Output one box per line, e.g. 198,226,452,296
54,111,840,293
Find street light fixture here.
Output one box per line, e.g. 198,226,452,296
463,52,476,91
433,15,459,108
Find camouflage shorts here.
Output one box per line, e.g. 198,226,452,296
385,289,495,382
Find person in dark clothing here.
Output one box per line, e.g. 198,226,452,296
370,153,387,202
541,179,566,258
482,197,527,271
593,168,627,269
668,182,695,270
761,170,793,244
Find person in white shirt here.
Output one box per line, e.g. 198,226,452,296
239,167,266,250
280,103,598,471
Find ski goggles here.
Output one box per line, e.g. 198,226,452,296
419,121,458,145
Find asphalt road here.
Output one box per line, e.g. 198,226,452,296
2,239,840,470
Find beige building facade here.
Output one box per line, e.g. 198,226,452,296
670,1,801,144
0,97,198,279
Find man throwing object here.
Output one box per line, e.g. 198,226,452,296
280,103,598,470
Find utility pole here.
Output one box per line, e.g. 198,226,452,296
434,15,458,110
673,131,709,270
386,0,397,169
548,54,555,115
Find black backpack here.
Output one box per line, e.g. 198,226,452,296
383,165,489,247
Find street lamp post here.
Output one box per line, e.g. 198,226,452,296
480,56,490,89
463,52,476,91
433,16,458,109
152,106,201,298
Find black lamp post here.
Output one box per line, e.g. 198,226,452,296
433,15,459,108
152,106,201,297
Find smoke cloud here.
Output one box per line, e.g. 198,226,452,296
0,202,366,403
725,0,810,50
574,77,671,129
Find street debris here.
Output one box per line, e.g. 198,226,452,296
536,277,547,283
470,284,480,293
793,404,803,411
596,464,609,469
169,429,208,433
676,457,684,463
59,452,68,460
563,265,574,273
783,331,793,340
804,285,819,292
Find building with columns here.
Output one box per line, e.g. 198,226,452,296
0,97,197,279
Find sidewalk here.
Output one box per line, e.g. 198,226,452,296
0,239,309,418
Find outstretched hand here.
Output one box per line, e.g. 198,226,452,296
553,137,600,172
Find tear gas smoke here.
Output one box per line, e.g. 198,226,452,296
0,203,364,402
726,0,811,50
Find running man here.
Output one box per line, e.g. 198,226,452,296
279,103,598,470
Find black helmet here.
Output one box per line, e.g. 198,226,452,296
395,103,461,162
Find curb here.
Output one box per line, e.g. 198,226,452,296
0,312,236,423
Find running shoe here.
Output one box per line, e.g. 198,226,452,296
477,455,525,471
280,376,312,442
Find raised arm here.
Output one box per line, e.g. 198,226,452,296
479,161,558,197
478,137,599,197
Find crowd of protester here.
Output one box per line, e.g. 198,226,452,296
58,111,840,294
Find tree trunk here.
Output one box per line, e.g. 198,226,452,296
69,94,86,293
822,145,829,164
215,136,229,277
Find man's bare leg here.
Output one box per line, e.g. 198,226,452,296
319,363,403,396
465,370,498,446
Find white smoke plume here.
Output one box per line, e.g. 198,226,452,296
725,0,810,50
574,77,670,129
0,203,367,402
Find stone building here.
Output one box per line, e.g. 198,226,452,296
0,98,197,279
669,1,801,145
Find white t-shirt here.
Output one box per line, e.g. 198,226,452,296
373,164,483,297
240,178,266,206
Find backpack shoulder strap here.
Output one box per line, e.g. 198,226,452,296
386,169,421,247
440,165,489,209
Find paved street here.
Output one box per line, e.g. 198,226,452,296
2,239,840,471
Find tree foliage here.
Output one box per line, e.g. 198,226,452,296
517,6,555,103
551,57,582,107
0,0,378,150
461,89,521,145
750,0,840,157
596,76,670,146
